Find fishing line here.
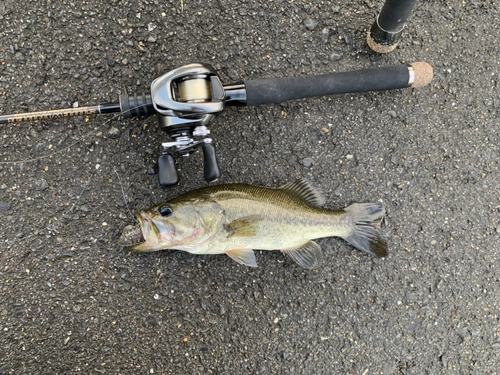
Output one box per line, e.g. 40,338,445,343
113,165,139,223
0,106,141,164
1,174,92,246
0,104,146,246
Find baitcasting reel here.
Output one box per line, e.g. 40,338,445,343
149,63,243,186
0,61,433,186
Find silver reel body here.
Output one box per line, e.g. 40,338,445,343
151,64,228,186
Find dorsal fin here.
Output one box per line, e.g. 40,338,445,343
278,178,326,207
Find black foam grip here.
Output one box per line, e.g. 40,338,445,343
202,143,221,182
244,64,410,107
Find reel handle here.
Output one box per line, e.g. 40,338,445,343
202,143,221,183
158,154,179,186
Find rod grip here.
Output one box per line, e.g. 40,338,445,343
119,93,156,118
244,64,410,106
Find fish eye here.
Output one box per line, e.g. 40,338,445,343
159,206,173,217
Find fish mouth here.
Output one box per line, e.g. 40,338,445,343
118,212,148,250
118,225,145,247
119,211,176,252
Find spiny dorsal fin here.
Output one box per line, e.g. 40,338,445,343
279,179,326,207
281,240,323,269
224,215,262,238
226,249,258,267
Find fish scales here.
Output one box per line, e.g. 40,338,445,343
189,186,349,253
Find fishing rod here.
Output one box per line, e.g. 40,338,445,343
0,62,433,186
368,0,419,53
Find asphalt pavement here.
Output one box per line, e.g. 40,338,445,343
1,0,499,374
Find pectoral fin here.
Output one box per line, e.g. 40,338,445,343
226,249,258,267
224,215,262,238
282,241,323,269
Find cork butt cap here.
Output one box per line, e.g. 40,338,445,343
367,32,399,54
408,62,434,88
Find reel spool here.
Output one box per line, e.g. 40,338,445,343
177,76,213,103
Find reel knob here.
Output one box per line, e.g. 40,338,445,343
158,154,179,186
202,143,221,182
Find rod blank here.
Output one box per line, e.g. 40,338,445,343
0,104,120,125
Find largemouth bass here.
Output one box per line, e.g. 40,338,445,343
119,179,387,269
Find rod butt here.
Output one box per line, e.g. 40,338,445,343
407,62,433,88
367,20,401,54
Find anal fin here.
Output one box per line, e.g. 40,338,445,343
226,249,258,267
282,241,323,269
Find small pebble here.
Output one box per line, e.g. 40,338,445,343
302,157,314,167
321,28,329,43
304,19,318,31
73,305,81,313
108,127,121,138
329,53,342,61
35,179,49,191
0,203,11,211
388,110,397,118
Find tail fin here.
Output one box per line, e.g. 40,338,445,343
342,203,388,257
